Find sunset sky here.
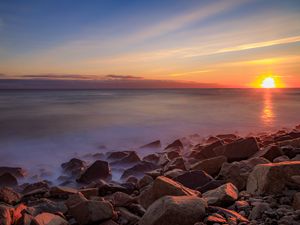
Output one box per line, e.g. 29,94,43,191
0,0,300,88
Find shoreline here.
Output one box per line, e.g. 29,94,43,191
1,124,300,224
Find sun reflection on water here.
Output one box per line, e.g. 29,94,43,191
261,90,275,127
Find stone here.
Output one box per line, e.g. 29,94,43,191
164,168,185,178
110,151,140,166
30,198,68,215
207,206,249,223
117,207,140,225
273,155,290,163
140,140,161,149
203,183,238,206
191,156,227,176
206,213,227,224
68,199,115,225
218,157,270,190
0,173,18,187
214,137,259,162
106,191,135,207
0,205,12,225
121,161,158,179
0,187,21,205
106,151,129,160
138,176,199,209
278,137,300,148
142,154,160,164
79,188,98,199
293,192,300,210
249,202,271,220
163,157,186,172
77,160,111,183
139,196,206,225
61,158,86,176
164,139,183,150
138,175,153,189
253,145,283,162
31,212,68,225
191,140,223,160
173,170,213,189
50,186,78,198
99,220,119,225
247,161,300,195
15,213,34,225
0,167,26,178
197,180,226,193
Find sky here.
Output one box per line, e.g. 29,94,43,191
0,0,300,88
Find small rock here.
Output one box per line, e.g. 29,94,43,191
173,170,213,189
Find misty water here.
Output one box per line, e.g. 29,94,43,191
0,88,299,182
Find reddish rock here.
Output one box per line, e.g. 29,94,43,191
214,137,259,162
253,145,283,162
173,170,213,189
31,212,68,225
203,183,238,206
206,213,227,224
197,180,226,193
139,196,206,225
208,206,249,223
0,187,21,205
106,191,135,207
0,205,12,225
247,161,300,195
163,157,186,172
50,186,78,198
0,173,18,187
191,140,224,160
79,188,98,199
61,158,86,176
138,176,199,209
77,160,111,183
191,155,227,176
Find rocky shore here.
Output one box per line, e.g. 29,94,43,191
1,125,300,225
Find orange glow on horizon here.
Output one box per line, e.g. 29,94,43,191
261,77,276,88
252,74,285,88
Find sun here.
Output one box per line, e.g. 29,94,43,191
261,77,276,88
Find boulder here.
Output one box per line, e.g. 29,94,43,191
61,158,86,176
139,196,206,225
164,139,183,150
203,183,238,206
191,156,227,176
278,137,300,148
138,176,199,209
142,154,160,164
77,160,111,183
214,137,259,162
253,145,283,162
190,140,223,160
138,175,153,189
30,198,68,215
0,187,21,205
207,206,249,223
31,212,68,225
293,192,300,210
0,167,26,178
173,170,213,189
121,161,157,179
0,173,18,187
0,205,12,225
79,188,98,199
50,186,78,198
217,157,270,190
197,180,226,193
273,155,290,163
110,151,140,166
249,202,271,220
106,191,135,207
163,157,186,172
140,140,161,149
117,207,140,225
247,161,300,195
206,213,227,224
68,199,115,225
164,169,185,179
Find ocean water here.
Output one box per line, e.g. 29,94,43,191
0,88,299,181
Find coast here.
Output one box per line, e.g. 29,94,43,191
1,125,300,225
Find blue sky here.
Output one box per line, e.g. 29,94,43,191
0,0,300,87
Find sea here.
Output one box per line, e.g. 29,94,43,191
0,88,299,182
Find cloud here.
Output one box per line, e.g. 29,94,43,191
105,75,143,80
19,74,102,80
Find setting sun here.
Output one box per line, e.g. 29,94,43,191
261,77,276,88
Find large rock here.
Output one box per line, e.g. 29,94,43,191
110,151,140,166
252,145,283,161
218,157,270,190
207,206,249,223
121,161,157,179
163,157,186,172
30,198,68,215
61,158,86,176
214,137,259,162
0,167,26,178
164,139,183,150
173,170,213,189
139,196,206,225
31,212,68,225
0,187,21,205
190,140,223,160
247,161,300,195
202,183,238,206
77,160,111,183
140,140,161,149
191,156,227,176
0,205,12,225
68,199,115,225
138,176,199,209
0,173,18,187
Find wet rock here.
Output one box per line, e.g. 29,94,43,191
203,183,238,206
68,198,115,225
139,176,199,209
253,145,283,162
165,150,180,160
293,192,300,210
77,160,111,183
140,140,161,149
121,161,158,179
247,161,300,195
0,173,18,187
61,158,86,176
0,204,12,225
139,196,206,225
214,137,259,162
97,180,135,196
110,151,140,166
173,170,213,189
218,157,270,190
0,167,26,178
126,203,145,217
0,187,21,205
31,212,68,225
191,155,227,176
15,213,34,225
